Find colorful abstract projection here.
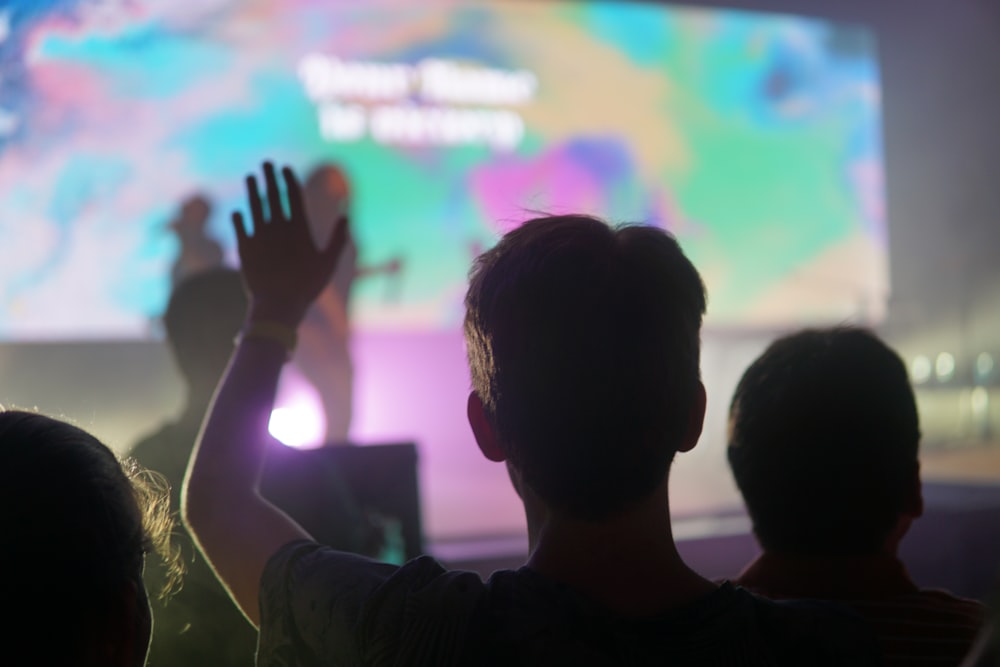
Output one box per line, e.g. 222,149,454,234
0,0,885,339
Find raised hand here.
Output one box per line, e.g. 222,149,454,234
233,162,347,325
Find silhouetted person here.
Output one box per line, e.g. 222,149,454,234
728,327,985,666
294,164,356,443
184,162,879,666
0,409,179,667
296,163,400,442
170,193,224,286
133,268,374,666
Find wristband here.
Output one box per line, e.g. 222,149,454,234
239,320,297,353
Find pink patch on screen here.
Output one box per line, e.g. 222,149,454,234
28,61,110,132
850,158,886,238
469,148,607,235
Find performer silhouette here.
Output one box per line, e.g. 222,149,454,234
169,194,224,286
296,163,400,443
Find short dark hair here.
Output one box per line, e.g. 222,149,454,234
0,410,179,665
164,267,248,391
727,327,921,555
464,215,706,520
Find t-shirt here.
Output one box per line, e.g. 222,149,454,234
258,540,882,667
736,552,986,667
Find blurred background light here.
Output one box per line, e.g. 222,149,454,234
975,352,994,382
269,377,328,449
911,355,932,384
971,386,989,415
935,352,956,382
269,405,326,449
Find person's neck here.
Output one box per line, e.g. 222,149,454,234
524,482,716,617
882,513,914,556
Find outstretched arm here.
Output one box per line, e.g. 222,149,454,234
182,162,347,626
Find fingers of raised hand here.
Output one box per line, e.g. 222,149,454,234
232,210,249,249
246,173,265,229
282,166,308,224
244,162,311,237
263,161,287,224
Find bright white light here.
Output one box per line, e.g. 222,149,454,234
911,355,931,384
976,352,994,380
269,405,326,449
935,353,956,382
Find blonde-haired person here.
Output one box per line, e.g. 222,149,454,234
0,409,182,667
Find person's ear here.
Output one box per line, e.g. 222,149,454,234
467,392,505,462
676,381,707,454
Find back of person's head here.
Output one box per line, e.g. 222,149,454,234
727,327,921,556
464,215,707,520
304,162,351,197
164,267,248,396
177,193,211,223
304,162,351,244
0,410,178,667
169,193,212,236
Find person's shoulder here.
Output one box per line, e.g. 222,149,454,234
263,539,402,592
910,588,987,618
854,587,986,641
849,587,986,629
464,576,880,666
259,541,489,667
269,542,485,616
728,584,883,666
364,554,489,617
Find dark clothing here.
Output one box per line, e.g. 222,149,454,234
132,418,258,667
258,540,882,667
737,552,985,667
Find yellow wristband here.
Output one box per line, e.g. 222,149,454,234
239,320,297,353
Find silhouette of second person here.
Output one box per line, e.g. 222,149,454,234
728,327,985,667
